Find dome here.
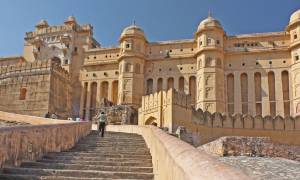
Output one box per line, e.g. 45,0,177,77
290,9,300,24
120,25,146,39
197,16,222,32
36,19,49,28
64,16,77,24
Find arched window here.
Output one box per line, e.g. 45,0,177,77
205,57,212,67
167,77,174,90
112,81,119,104
178,77,184,93
254,72,262,115
125,63,131,72
135,63,141,74
189,76,196,105
268,71,276,116
101,81,109,99
146,79,153,95
227,74,234,114
198,59,202,69
282,71,290,116
157,78,163,92
241,73,248,114
19,88,27,100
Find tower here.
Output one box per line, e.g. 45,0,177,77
286,9,300,116
118,24,147,108
195,14,226,113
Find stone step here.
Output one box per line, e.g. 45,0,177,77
21,161,153,173
53,151,151,156
42,156,152,163
43,154,152,160
77,140,147,144
37,159,153,167
68,148,150,154
2,167,154,179
73,144,147,149
0,174,151,180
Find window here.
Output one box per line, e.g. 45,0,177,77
216,40,220,45
126,43,130,48
207,38,212,45
66,44,69,48
205,57,212,67
64,59,68,65
74,47,78,52
294,34,298,39
38,47,41,52
296,55,299,61
125,63,131,72
135,63,140,74
19,88,27,100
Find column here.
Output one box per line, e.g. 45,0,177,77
79,82,85,118
153,78,157,93
108,81,113,102
234,72,241,113
174,76,178,91
85,82,92,121
261,72,270,116
162,78,168,91
248,71,256,115
96,81,102,108
275,71,284,116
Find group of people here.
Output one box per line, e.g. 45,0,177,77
44,112,58,119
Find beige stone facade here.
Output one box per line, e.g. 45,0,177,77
1,10,300,119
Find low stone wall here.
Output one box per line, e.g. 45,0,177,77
199,136,300,161
0,110,72,125
107,125,250,180
0,121,91,168
173,109,300,146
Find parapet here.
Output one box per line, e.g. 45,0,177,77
0,60,70,82
192,108,300,131
141,89,192,112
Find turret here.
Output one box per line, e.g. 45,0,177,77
194,13,226,113
35,20,49,30
118,23,147,108
286,9,300,116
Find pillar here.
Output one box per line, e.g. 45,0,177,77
96,81,102,108
85,82,92,121
234,72,241,113
79,81,85,118
261,72,270,116
108,81,113,102
275,71,284,116
248,71,255,115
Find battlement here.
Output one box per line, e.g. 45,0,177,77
25,24,92,39
141,89,192,112
191,108,300,131
0,60,70,81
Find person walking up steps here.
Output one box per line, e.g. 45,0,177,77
98,112,107,137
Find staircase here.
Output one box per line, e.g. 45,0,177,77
0,131,154,180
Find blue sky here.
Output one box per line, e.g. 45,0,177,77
0,0,299,56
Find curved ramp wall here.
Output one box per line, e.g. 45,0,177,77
107,125,250,180
0,112,91,168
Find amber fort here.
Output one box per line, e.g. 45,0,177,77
0,8,300,180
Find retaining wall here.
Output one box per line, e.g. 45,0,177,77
107,125,250,180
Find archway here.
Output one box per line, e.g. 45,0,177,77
145,116,157,125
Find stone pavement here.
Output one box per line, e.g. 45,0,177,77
218,156,300,180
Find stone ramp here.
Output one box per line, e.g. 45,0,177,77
0,131,154,180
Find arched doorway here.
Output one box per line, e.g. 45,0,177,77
145,116,157,125
112,80,118,104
